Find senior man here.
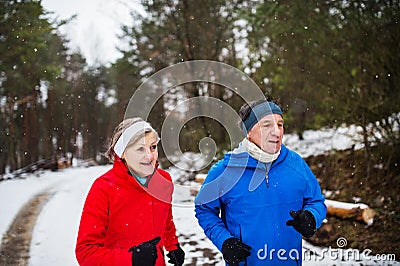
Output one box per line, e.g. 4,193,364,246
195,96,326,265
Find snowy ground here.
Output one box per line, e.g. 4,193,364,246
0,126,399,265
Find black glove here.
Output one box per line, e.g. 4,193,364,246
166,244,185,265
286,210,316,238
222,237,251,265
129,236,160,266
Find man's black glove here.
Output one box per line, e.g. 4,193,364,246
286,210,316,238
129,236,160,266
166,244,185,265
222,237,251,265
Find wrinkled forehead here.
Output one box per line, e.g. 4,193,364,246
258,113,284,124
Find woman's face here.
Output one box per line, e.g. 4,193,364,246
122,131,159,177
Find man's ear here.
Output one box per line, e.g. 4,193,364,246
247,127,254,141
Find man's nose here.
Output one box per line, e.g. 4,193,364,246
271,123,280,135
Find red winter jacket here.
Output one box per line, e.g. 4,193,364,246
75,157,179,266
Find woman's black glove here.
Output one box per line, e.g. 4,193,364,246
222,237,251,265
286,210,316,238
166,244,185,265
129,236,160,266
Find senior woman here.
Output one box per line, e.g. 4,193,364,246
76,118,185,266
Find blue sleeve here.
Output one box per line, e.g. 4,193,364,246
302,160,327,228
194,162,233,251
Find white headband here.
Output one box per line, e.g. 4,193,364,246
114,121,154,158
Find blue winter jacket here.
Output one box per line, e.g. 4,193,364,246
195,144,326,265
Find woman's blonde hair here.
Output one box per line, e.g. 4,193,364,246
105,118,158,162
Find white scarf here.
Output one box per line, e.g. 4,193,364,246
242,138,280,163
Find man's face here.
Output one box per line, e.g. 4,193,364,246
247,114,284,154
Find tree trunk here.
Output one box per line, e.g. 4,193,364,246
29,98,39,163
8,103,18,171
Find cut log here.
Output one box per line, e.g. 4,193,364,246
190,174,206,196
325,199,376,225
195,173,207,183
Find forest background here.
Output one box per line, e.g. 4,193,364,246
1,0,400,257
1,0,399,176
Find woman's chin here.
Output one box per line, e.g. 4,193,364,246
141,168,155,176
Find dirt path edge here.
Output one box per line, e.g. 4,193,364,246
0,191,54,266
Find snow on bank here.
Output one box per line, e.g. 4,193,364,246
283,124,364,158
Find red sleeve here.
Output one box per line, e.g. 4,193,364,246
75,178,131,266
158,170,180,251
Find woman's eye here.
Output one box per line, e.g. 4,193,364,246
137,147,145,152
150,145,157,151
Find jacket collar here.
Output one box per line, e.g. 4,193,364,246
224,144,288,170
112,156,143,188
112,156,173,203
